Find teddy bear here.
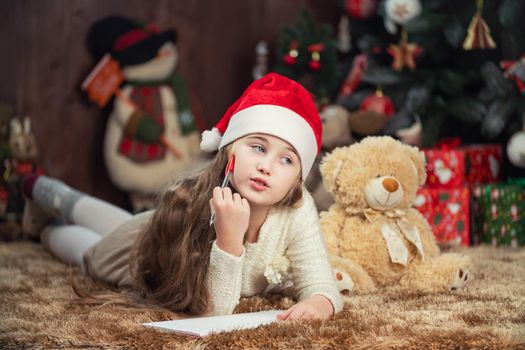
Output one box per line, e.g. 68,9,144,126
305,102,392,212
86,15,202,212
319,136,472,294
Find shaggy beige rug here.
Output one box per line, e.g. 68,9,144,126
0,242,524,350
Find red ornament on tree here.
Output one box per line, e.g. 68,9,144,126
283,40,299,66
360,89,395,117
307,43,325,71
309,60,321,71
346,0,378,20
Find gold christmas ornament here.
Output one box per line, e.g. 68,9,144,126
387,30,422,71
462,0,496,50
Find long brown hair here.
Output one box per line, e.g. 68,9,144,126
129,146,303,315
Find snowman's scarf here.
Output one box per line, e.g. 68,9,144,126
117,74,198,163
118,85,166,163
127,73,198,135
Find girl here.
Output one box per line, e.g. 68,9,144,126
22,73,342,320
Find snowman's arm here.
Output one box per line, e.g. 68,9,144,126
112,86,162,143
113,85,136,127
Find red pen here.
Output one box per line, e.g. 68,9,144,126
209,155,235,226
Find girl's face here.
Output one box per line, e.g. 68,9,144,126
229,133,301,208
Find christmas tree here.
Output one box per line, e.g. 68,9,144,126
333,0,525,154
274,9,339,107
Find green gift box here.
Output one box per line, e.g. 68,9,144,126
471,180,525,247
508,178,525,187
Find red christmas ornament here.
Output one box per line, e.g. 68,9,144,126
283,40,299,66
283,54,297,66
346,0,377,20
307,43,325,71
309,60,321,71
360,89,395,117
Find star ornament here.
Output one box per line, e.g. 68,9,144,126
387,38,422,71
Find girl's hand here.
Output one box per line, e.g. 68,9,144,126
277,295,334,321
210,186,250,256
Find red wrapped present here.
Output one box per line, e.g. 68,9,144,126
0,185,7,217
424,138,465,189
463,144,502,185
423,138,502,188
414,186,470,246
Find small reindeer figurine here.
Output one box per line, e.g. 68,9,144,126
9,117,39,165
0,116,43,240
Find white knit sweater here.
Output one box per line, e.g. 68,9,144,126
207,190,343,315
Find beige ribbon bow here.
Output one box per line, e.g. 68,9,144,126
364,208,425,266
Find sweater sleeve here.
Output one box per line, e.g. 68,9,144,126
286,192,343,314
206,240,245,315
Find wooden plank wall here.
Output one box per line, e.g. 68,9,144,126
0,0,338,208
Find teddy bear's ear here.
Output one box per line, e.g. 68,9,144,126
320,147,349,194
404,145,427,186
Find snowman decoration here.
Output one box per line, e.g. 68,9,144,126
384,0,422,34
87,16,201,211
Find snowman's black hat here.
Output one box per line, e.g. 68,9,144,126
87,15,177,67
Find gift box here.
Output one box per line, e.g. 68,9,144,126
471,181,525,247
0,185,7,217
424,147,465,188
414,187,470,246
463,144,502,185
423,139,502,188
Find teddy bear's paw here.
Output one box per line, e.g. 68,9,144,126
450,268,469,291
334,269,354,295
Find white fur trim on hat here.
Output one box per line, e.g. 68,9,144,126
200,127,222,152
218,105,318,179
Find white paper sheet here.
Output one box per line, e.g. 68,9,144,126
143,310,282,337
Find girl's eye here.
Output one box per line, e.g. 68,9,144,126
281,156,293,165
252,145,265,153
376,174,381,178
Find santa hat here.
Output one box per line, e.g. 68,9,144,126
200,73,322,179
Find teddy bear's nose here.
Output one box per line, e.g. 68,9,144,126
382,178,399,192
